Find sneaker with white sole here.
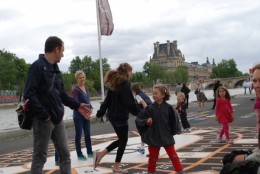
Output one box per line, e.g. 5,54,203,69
136,147,145,154
216,137,225,143
226,139,233,144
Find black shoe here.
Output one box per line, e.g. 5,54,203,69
55,161,60,166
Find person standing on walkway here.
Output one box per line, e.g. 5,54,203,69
131,83,152,155
135,85,185,174
175,82,182,96
94,63,140,173
212,80,222,109
215,86,234,144
180,83,190,108
197,80,207,112
72,70,93,160
176,92,191,132
23,36,91,174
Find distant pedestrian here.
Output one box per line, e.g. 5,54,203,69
131,83,152,155
215,86,234,144
175,82,182,96
94,63,140,173
181,83,190,108
243,80,253,94
135,85,185,174
212,80,222,109
196,80,207,112
176,92,191,132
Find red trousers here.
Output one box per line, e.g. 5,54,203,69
148,145,183,173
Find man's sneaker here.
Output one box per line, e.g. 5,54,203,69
136,147,145,154
78,154,87,161
186,128,192,132
88,153,93,158
55,161,60,166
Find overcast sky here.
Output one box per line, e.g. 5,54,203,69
1,0,260,74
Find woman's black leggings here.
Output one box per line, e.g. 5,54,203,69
106,122,129,162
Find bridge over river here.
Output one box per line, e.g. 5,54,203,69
189,76,250,90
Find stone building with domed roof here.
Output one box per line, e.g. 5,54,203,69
150,40,215,81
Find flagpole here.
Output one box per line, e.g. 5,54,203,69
96,0,105,101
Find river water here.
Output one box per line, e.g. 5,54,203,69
0,88,251,132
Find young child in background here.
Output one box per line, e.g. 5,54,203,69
132,83,152,155
135,85,185,174
215,86,234,144
176,92,191,132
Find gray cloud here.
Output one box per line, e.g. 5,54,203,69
1,0,260,74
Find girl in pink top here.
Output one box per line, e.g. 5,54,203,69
215,86,234,144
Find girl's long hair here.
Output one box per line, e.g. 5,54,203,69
104,63,132,91
216,86,231,100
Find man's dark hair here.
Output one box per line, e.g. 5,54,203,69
44,36,63,53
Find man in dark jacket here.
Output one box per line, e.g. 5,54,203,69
23,36,91,174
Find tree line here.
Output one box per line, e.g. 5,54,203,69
0,49,245,96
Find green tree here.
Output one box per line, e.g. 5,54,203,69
13,58,29,93
175,65,189,83
68,56,111,94
62,73,75,92
164,71,175,84
131,71,150,86
211,59,243,78
90,58,110,91
143,61,165,85
69,56,83,73
0,50,18,90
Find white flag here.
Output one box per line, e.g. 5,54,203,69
98,0,114,36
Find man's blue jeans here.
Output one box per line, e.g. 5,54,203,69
31,117,71,174
73,117,93,156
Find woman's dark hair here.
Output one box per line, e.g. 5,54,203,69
104,63,132,91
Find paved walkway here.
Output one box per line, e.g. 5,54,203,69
0,126,257,173
0,91,256,173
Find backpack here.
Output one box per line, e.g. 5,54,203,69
15,94,33,130
222,150,253,165
171,106,181,135
220,160,259,174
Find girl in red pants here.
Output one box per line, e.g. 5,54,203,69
215,86,234,144
135,85,185,174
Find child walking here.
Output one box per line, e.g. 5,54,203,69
132,83,152,155
176,92,191,132
215,86,234,144
135,85,185,174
